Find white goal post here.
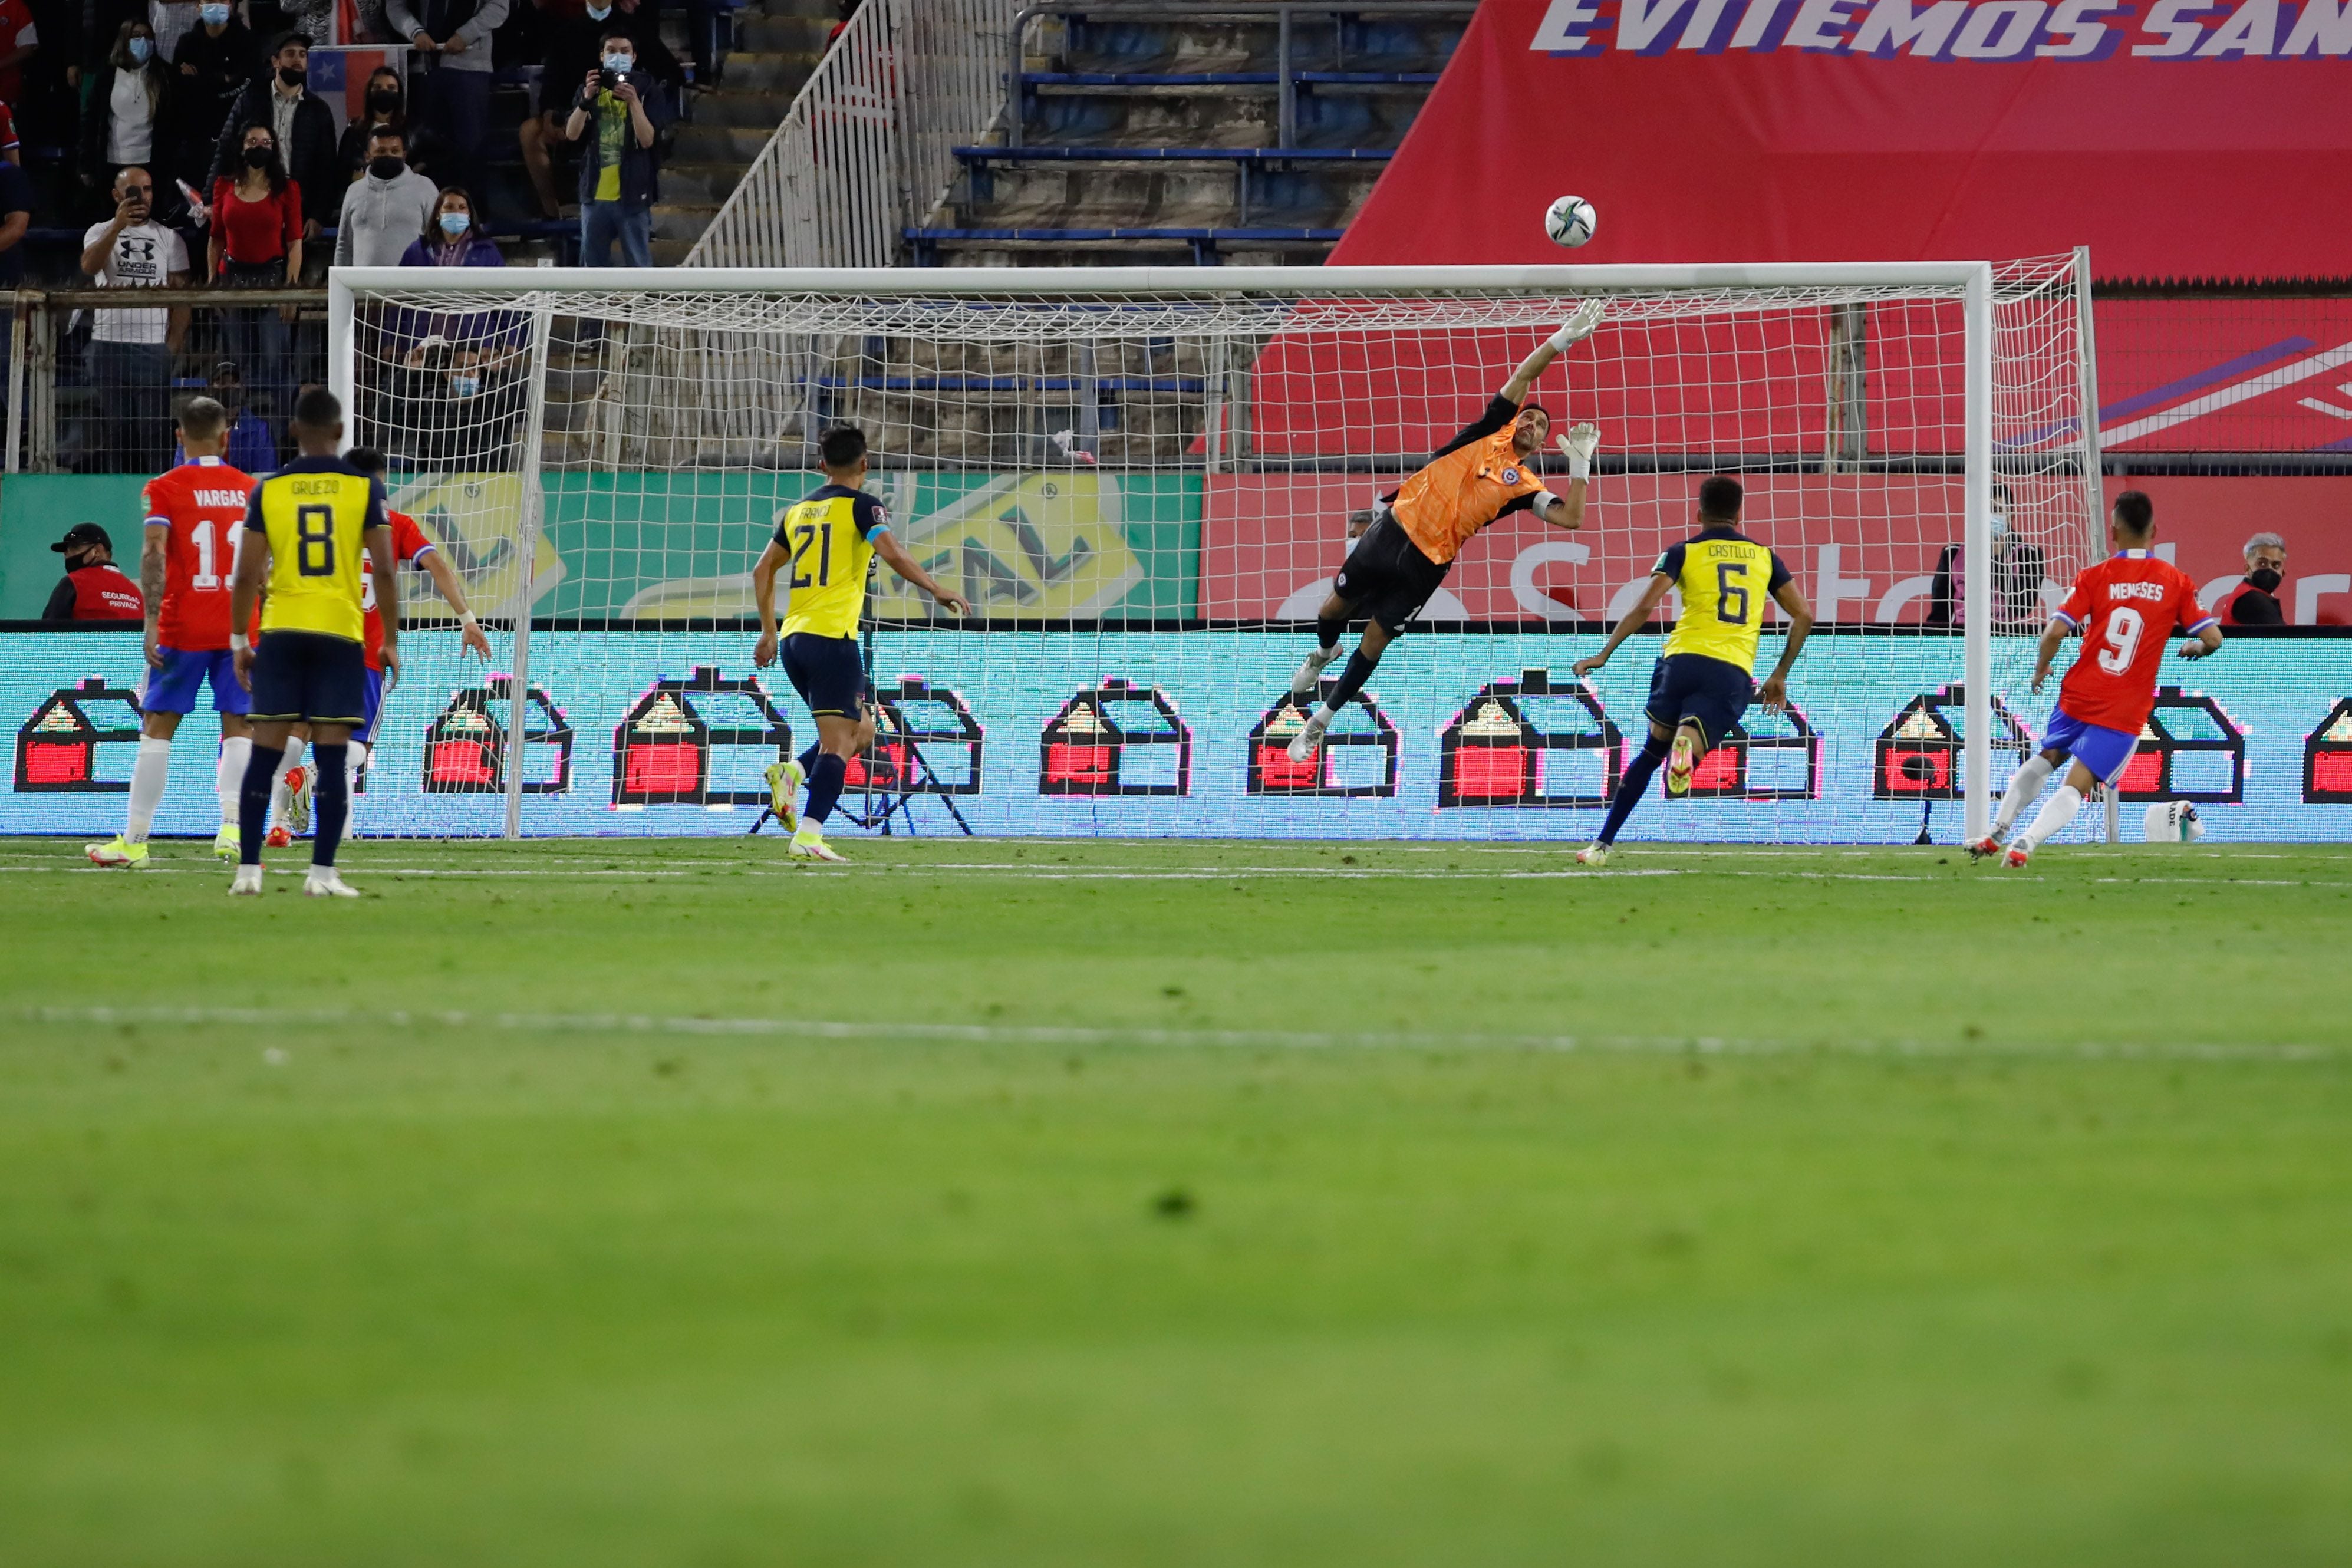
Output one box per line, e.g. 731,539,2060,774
325,259,2096,846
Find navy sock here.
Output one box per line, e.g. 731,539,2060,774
1322,646,1381,711
805,752,847,827
310,742,348,868
797,740,821,776
1598,739,1671,846
239,744,283,865
1315,612,1345,652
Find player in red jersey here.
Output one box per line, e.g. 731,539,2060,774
266,447,492,844
1973,490,2222,868
87,398,258,868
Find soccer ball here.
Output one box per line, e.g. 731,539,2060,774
1544,195,1597,248
2143,801,2204,843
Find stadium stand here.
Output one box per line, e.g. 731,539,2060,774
905,5,1466,268
650,0,839,263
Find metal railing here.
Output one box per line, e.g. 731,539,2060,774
1005,2,1474,151
687,0,1026,267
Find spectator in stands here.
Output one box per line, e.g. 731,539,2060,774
0,0,39,107
564,30,670,266
0,147,25,410
172,3,261,186
80,21,173,213
194,359,280,471
334,64,409,182
147,0,199,62
825,0,859,50
335,124,437,266
2218,532,2288,626
210,123,301,440
518,0,677,219
401,183,502,268
209,32,337,238
42,523,145,620
0,100,19,163
1927,482,2047,630
386,0,510,170
79,166,189,473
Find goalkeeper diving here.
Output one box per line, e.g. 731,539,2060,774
1287,300,1607,762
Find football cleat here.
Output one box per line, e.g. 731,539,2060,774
764,757,805,835
1665,732,1697,798
788,829,848,864
265,825,294,849
1286,710,1330,765
1965,834,2002,862
2003,844,2032,869
304,868,361,898
1289,644,1339,697
85,836,150,869
285,765,312,835
1575,841,1611,867
213,824,241,860
228,864,264,897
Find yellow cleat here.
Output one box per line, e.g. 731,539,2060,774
213,824,241,861
788,827,848,864
1665,732,1697,798
764,757,805,834
85,836,150,869
1574,842,1611,868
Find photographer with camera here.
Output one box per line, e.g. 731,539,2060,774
562,29,671,267
78,164,190,473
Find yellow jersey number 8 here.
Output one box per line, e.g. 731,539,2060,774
1715,561,1750,625
296,503,336,577
789,519,833,589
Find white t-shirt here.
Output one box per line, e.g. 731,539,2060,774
107,70,154,164
82,220,189,344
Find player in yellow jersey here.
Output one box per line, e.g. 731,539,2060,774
1569,476,1815,865
225,388,402,898
750,424,970,862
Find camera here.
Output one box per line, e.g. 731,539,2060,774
598,67,623,90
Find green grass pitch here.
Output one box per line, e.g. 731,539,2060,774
2,834,2349,1566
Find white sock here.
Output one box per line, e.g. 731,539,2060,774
2017,783,2083,851
125,736,171,842
1312,704,1339,727
215,736,251,826
345,741,368,795
1993,755,2053,834
270,737,306,828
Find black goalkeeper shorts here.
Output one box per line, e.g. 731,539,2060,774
1332,509,1451,636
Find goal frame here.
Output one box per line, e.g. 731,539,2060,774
325,261,2000,843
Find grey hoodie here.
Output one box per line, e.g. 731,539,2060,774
335,166,442,269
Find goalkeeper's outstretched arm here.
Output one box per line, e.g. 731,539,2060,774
1500,299,1605,404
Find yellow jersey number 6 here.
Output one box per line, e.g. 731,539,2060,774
1715,560,1750,625
789,519,832,589
296,503,336,577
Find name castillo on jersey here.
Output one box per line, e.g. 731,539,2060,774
1653,528,1793,674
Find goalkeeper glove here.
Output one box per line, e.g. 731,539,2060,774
1547,299,1606,352
1556,422,1600,482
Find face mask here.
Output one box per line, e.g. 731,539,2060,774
278,64,305,87
243,145,273,168
586,2,612,16
199,2,229,22
449,373,480,398
439,211,471,236
367,89,400,114
2248,567,2283,594
368,154,405,179
128,37,151,61
602,52,631,73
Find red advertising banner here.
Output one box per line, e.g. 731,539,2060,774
1203,473,2352,624
1330,0,2352,282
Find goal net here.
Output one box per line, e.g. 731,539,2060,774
326,258,2097,844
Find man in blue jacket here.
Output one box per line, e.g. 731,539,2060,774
562,30,673,266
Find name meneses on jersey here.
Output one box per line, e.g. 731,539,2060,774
2109,581,2167,603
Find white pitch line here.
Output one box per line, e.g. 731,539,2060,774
11,1005,2343,1065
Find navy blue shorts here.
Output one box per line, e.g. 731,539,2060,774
141,645,249,716
353,667,387,745
1645,653,1754,750
2043,706,2139,786
782,633,871,720
248,630,368,727
1332,510,1451,636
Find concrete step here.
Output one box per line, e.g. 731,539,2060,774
736,11,834,52
653,202,721,241
957,163,1382,229
1014,88,1424,150
713,48,822,91
658,161,749,206
1032,15,1462,75
691,87,809,128
671,122,780,163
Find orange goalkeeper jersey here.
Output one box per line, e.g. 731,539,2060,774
1389,396,1550,566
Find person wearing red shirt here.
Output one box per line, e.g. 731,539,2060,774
88,400,259,869
41,523,145,621
1973,490,2224,868
266,445,492,844
210,122,302,447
